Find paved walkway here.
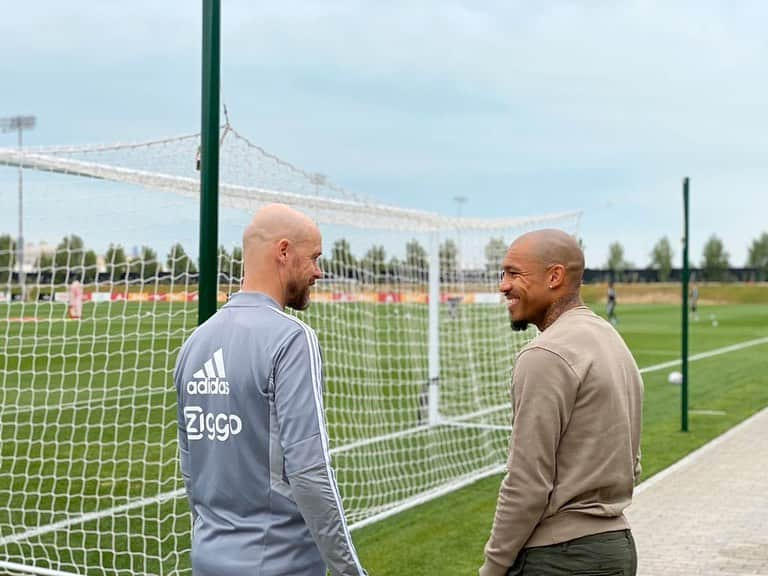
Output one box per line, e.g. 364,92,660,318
626,407,768,575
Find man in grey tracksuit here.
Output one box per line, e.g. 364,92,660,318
175,204,367,576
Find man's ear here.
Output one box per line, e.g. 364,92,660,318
548,264,566,289
277,239,290,264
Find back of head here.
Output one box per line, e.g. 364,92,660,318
513,229,585,291
242,203,318,266
241,203,323,309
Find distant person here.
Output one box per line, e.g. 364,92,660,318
690,282,700,321
480,229,643,576
607,280,618,325
447,295,460,320
174,204,367,576
68,279,83,320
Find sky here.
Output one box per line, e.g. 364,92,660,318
1,1,767,269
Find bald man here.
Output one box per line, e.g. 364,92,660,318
479,229,643,576
175,204,367,576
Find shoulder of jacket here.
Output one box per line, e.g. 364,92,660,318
516,345,579,379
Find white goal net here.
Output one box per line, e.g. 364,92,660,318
0,127,580,575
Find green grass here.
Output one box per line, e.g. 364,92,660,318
581,281,768,305
1,299,767,575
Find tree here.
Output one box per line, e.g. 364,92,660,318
649,236,674,282
0,234,16,284
405,239,428,277
167,243,197,277
701,235,730,281
387,256,403,281
130,245,160,279
362,245,387,281
231,246,243,281
54,235,84,283
747,232,768,280
318,256,332,279
331,238,357,278
217,245,232,278
484,237,507,274
36,252,54,281
83,249,98,283
52,235,96,283
105,244,128,281
439,239,458,280
605,242,632,276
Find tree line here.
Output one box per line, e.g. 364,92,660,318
0,234,242,284
0,234,507,284
606,233,768,281
1,232,768,284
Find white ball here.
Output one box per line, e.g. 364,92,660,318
712,320,719,327
668,371,683,385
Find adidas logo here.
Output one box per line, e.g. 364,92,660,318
186,348,230,395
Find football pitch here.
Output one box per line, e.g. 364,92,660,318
1,298,519,575
1,300,767,575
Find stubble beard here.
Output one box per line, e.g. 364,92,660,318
506,295,528,331
286,277,311,311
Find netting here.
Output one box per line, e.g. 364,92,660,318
0,127,580,575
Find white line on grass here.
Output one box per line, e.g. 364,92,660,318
348,462,507,530
332,424,430,454
441,419,512,431
0,489,183,547
2,332,185,354
2,388,171,418
3,334,767,548
0,559,82,576
638,335,768,374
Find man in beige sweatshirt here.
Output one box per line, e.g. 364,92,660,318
479,229,643,576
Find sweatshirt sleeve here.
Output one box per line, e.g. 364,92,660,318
479,347,579,576
174,343,196,522
273,327,367,576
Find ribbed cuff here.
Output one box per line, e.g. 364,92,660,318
478,557,508,576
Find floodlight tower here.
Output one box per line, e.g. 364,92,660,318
453,195,467,279
1,115,36,298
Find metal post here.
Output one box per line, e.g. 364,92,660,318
453,195,466,283
199,0,221,325
681,177,690,432
428,231,441,425
17,128,24,295
1,115,36,300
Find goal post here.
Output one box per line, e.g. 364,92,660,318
428,230,440,427
0,131,580,575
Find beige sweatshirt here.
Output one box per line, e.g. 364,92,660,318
480,306,643,576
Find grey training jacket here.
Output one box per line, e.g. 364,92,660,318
175,291,366,576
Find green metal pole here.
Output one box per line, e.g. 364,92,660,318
681,177,690,432
199,0,220,325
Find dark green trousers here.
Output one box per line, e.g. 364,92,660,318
507,530,637,576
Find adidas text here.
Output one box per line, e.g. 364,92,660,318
186,378,230,395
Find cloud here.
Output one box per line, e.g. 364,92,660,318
2,1,767,268
0,1,199,62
